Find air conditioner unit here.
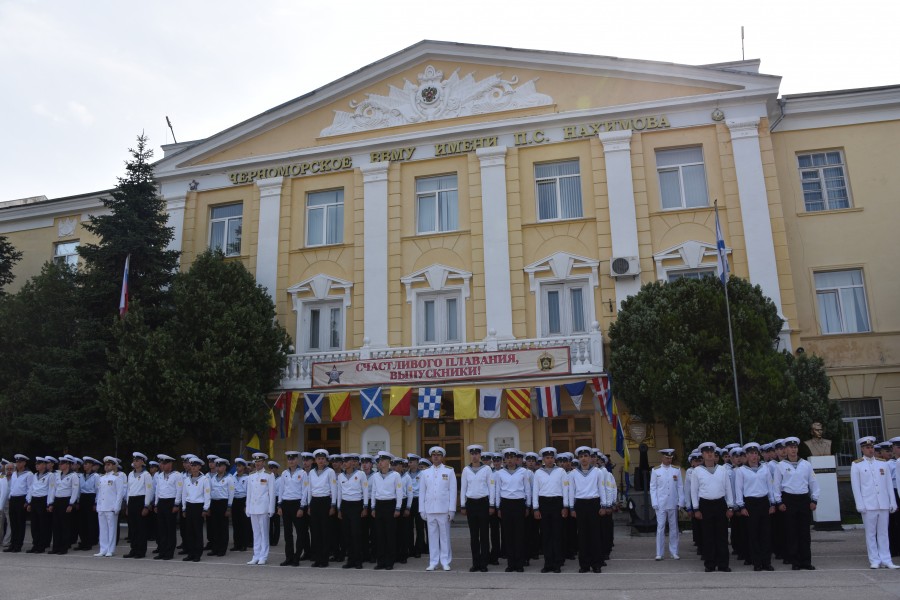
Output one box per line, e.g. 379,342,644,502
609,256,640,279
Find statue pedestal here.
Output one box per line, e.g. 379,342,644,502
808,455,841,530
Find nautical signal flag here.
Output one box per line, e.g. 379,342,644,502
418,388,442,419
563,381,587,411
329,391,352,422
590,376,612,425
360,387,384,419
389,387,413,417
535,386,561,418
304,392,324,424
506,388,531,419
479,388,502,419
454,388,477,420
288,392,300,437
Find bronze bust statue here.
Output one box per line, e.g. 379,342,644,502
803,422,832,456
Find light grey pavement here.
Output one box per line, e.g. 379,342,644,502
1,524,898,600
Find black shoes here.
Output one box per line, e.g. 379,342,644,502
469,566,480,572
705,566,716,572
719,567,732,572
280,560,294,566
578,567,590,573
763,565,775,571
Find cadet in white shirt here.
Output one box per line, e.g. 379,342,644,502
230,458,251,552
460,444,492,572
369,451,402,570
123,452,153,558
181,456,211,562
393,457,413,563
691,442,734,572
278,450,308,567
568,446,605,573
307,448,337,568
4,455,33,553
26,457,54,553
493,448,530,572
152,454,182,561
76,457,101,551
850,436,898,569
49,455,80,555
94,457,125,557
207,458,234,557
773,437,819,570
532,447,568,573
649,448,683,561
420,446,457,572
734,443,775,571
246,453,277,565
337,453,368,569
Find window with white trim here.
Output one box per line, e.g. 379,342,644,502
814,269,870,334
53,241,79,268
302,301,343,352
667,267,716,282
209,203,242,257
656,147,709,210
837,398,884,468
797,151,850,212
541,282,589,336
417,291,462,345
416,175,458,234
535,160,582,221
306,189,344,246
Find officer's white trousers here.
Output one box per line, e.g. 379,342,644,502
98,511,118,555
250,513,270,561
425,512,452,568
861,509,892,567
655,507,679,557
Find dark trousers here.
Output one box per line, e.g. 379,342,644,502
156,498,177,558
410,498,427,555
341,500,364,566
744,496,772,568
489,510,503,561
126,496,147,555
179,509,188,548
30,496,50,550
565,506,578,557
691,510,701,547
208,498,229,555
396,507,410,561
527,510,541,559
329,508,343,559
183,502,204,560
890,490,900,556
309,496,332,565
771,510,784,557
731,510,748,558
50,498,73,552
575,497,602,570
78,493,98,547
600,512,614,559
8,496,27,550
698,497,729,570
782,492,812,567
500,498,526,569
269,511,280,545
298,511,310,557
538,496,564,569
373,499,397,568
362,512,374,561
281,499,303,561
465,497,490,568
231,497,250,550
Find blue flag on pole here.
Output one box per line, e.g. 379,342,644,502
715,205,730,285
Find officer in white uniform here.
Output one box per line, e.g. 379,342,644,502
419,446,456,571
650,448,684,561
850,436,898,569
94,457,125,557
246,452,276,565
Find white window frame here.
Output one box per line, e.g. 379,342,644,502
797,150,851,212
667,267,717,282
656,146,709,210
287,274,353,355
837,398,884,470
540,281,590,337
209,203,243,257
535,159,583,221
53,241,79,268
813,268,871,334
416,290,463,345
306,188,344,247
301,300,344,353
416,174,458,234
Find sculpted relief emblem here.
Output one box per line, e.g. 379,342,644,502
320,65,553,136
58,217,77,237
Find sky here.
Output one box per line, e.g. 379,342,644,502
1,0,897,201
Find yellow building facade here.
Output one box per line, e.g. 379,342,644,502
2,42,894,474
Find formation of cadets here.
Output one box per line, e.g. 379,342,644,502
0,434,897,572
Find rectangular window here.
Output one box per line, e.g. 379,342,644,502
797,151,850,212
306,189,344,246
418,291,462,345
814,269,870,334
53,241,79,268
667,268,717,282
656,147,709,210
209,203,243,257
535,160,582,221
303,301,343,352
837,398,884,468
541,282,589,336
416,175,458,234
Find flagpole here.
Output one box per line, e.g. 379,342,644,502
715,200,744,445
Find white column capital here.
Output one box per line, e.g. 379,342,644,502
726,118,760,140
255,176,284,197
598,129,633,153
164,192,187,211
476,145,508,167
361,161,390,183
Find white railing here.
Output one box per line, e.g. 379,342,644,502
281,322,604,389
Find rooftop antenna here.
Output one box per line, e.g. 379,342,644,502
741,26,745,61
166,116,178,144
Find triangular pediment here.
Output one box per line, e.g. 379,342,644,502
155,40,781,178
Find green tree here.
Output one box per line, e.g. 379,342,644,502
100,251,291,448
78,133,179,324
608,276,837,453
0,263,105,457
0,235,24,295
